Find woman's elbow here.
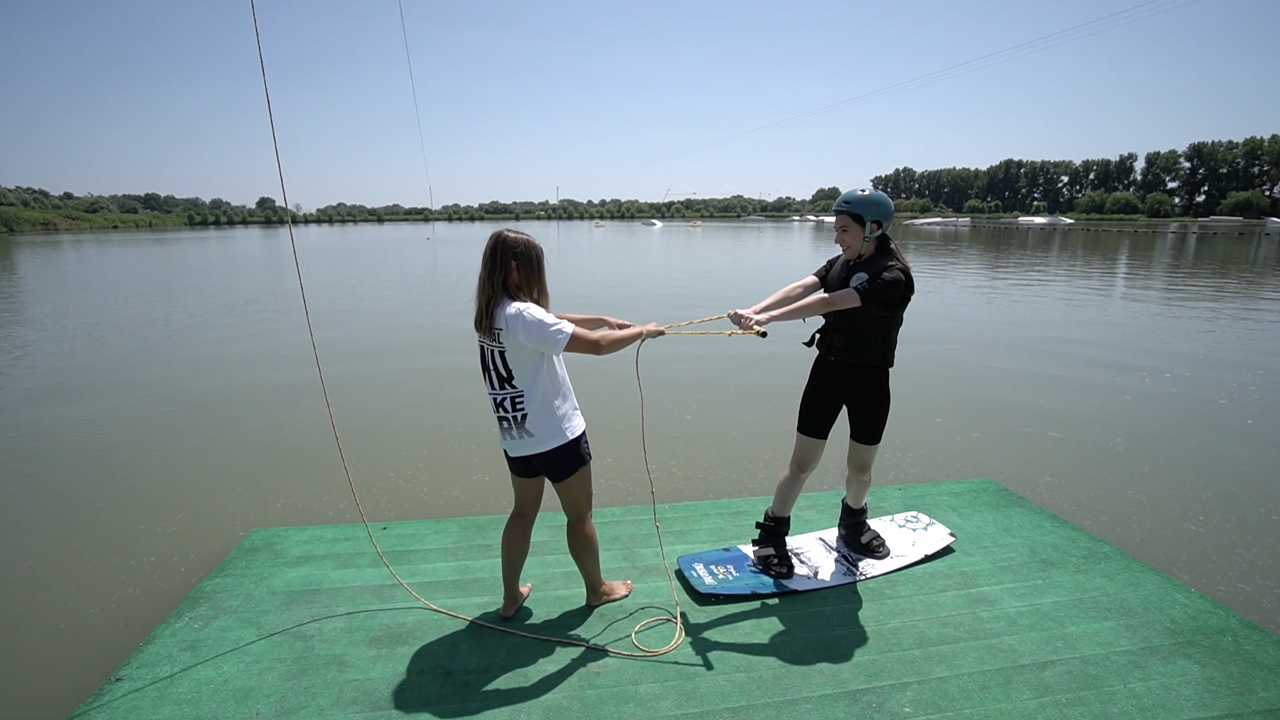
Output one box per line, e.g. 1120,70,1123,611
564,334,606,355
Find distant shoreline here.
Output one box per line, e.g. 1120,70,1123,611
3,206,1274,236
7,132,1276,236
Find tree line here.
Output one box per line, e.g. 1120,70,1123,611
3,133,1277,233
0,185,846,231
871,134,1279,219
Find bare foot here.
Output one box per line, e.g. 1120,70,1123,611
586,579,633,608
500,583,532,620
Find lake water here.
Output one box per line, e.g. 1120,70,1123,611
2,218,1278,718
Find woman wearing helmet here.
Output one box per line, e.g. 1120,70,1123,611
728,188,914,579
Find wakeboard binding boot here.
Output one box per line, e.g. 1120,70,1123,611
838,499,890,560
751,509,795,579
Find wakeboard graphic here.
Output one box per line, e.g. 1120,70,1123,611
677,511,956,596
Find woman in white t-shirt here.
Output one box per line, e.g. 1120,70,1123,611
474,228,666,620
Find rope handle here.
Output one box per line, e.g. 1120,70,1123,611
663,313,768,338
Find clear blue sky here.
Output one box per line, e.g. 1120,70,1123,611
1,0,1275,210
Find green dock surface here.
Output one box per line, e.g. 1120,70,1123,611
70,479,1280,719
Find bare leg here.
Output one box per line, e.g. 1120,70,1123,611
767,433,828,518
500,474,544,619
549,463,633,608
843,440,879,510
838,440,890,559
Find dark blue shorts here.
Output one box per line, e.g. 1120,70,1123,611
503,431,592,484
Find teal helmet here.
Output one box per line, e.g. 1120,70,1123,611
831,188,894,240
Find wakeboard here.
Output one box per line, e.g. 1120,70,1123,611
677,510,956,596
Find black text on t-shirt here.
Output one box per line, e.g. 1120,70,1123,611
479,329,535,442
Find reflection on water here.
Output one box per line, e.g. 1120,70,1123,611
900,223,1278,283
0,221,1277,719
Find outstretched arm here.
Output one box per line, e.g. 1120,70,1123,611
740,288,861,329
728,276,822,326
553,313,633,330
563,323,665,355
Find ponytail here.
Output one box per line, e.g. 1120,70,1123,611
876,232,910,271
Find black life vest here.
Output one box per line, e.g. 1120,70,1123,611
801,250,914,368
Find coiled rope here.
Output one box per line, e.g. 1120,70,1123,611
249,0,764,659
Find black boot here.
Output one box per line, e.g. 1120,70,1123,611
751,508,795,579
838,499,890,560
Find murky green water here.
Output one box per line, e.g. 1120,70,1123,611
2,218,1278,718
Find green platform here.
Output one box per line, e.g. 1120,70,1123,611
70,479,1280,719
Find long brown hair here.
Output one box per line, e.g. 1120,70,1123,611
874,232,911,271
473,228,551,340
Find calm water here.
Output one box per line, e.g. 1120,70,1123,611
2,219,1278,718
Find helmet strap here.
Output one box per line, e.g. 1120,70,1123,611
856,223,880,260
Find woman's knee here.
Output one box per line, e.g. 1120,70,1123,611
846,463,873,484
845,441,879,480
788,455,820,479
563,507,594,528
508,475,545,521
549,463,594,523
508,501,540,524
786,433,827,478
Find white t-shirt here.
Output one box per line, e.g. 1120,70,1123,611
478,298,586,457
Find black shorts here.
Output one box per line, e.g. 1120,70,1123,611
503,431,592,484
795,355,892,446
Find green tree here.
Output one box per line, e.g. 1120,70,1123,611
1074,190,1108,214
75,197,118,214
1263,133,1280,209
1112,152,1139,193
1104,192,1142,215
140,192,167,212
1218,190,1269,217
809,186,841,205
1143,193,1174,218
895,198,934,214
1138,149,1183,198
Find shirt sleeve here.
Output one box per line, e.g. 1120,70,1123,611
509,303,576,355
853,267,905,306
